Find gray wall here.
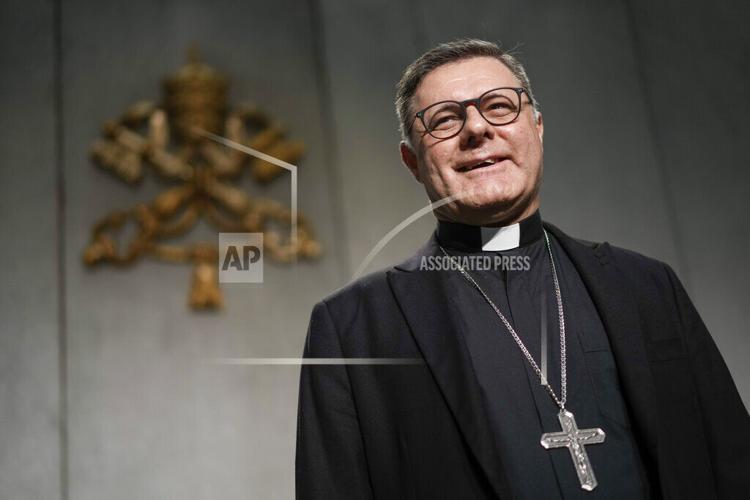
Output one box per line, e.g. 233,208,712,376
1,0,748,498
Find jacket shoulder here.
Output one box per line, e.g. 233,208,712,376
596,242,686,317
319,236,435,308
320,267,393,310
608,243,672,276
546,220,675,287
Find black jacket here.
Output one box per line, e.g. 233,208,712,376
296,222,750,499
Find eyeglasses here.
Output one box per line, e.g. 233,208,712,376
411,87,531,140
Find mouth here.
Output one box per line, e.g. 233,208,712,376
456,156,509,173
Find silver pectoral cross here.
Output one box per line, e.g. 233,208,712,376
540,410,606,491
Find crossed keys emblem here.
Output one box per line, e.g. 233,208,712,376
83,49,321,309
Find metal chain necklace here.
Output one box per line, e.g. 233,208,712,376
438,229,606,491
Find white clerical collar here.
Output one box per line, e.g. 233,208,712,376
436,210,543,252
480,223,521,251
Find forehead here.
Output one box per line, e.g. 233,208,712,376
414,56,520,109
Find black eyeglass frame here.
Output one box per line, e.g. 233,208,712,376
411,86,533,141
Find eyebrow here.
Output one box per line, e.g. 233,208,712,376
423,84,521,105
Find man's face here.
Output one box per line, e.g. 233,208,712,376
400,56,544,225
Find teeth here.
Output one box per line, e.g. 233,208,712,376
461,158,496,172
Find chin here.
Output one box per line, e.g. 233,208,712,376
466,188,520,211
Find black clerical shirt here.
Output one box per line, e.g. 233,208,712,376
436,211,654,499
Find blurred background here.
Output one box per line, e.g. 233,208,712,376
1,0,748,498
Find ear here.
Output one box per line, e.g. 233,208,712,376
400,141,422,183
535,111,544,144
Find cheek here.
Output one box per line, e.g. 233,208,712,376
510,129,542,171
420,148,453,184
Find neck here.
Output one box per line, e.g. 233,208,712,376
437,198,540,228
480,200,540,228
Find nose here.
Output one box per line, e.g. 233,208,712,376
460,103,495,147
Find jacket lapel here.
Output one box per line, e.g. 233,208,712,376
387,223,661,496
387,237,513,500
544,223,659,471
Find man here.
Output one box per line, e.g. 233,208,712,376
295,39,750,499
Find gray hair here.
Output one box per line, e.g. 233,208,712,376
395,38,540,148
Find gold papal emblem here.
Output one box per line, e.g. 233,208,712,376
83,49,321,310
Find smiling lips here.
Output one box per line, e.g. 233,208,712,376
456,156,509,172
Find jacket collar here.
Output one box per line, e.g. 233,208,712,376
387,221,658,498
